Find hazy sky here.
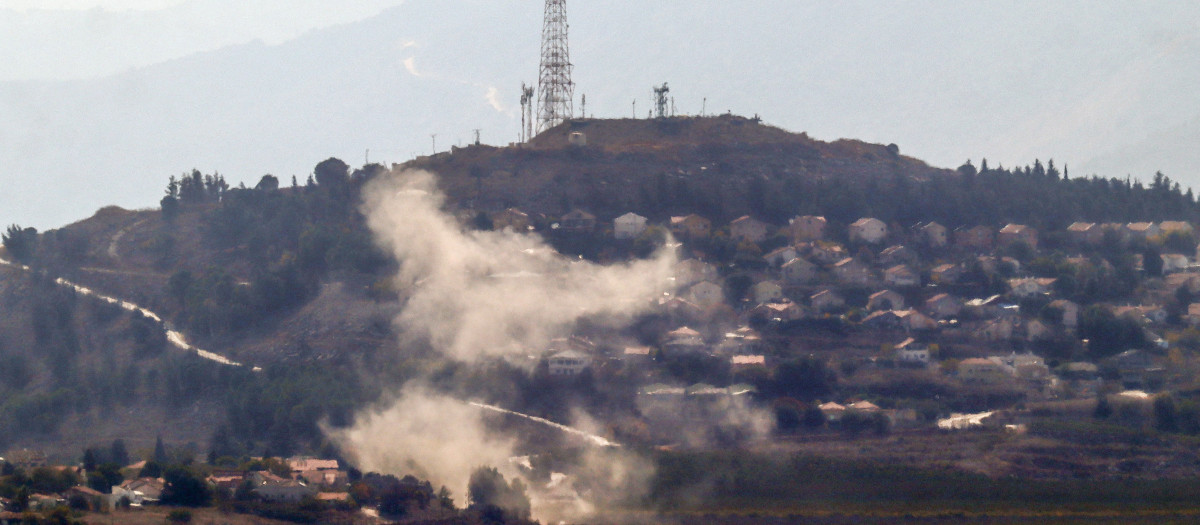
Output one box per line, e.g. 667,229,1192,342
2,1,1199,229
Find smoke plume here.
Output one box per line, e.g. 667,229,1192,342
331,169,677,510
360,169,676,363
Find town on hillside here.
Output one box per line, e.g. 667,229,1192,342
493,207,1200,434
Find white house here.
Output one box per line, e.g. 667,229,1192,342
614,212,648,240
764,245,799,267
849,217,887,244
674,259,718,287
867,290,905,311
688,280,724,306
730,216,769,243
547,350,592,376
883,264,919,287
752,281,784,304
781,257,817,283
895,337,930,365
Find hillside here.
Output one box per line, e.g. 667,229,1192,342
4,115,1200,478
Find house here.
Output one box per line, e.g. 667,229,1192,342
1114,305,1167,325
849,217,888,244
688,281,724,306
883,264,919,287
897,310,938,331
547,350,592,376
895,337,930,365
848,400,881,412
977,255,1021,275
65,486,104,511
998,223,1038,249
1109,349,1162,388
924,293,961,319
112,478,164,506
674,259,718,287
613,212,648,239
664,327,705,348
289,458,347,487
622,346,653,363
764,245,799,267
979,318,1015,341
730,216,769,243
1161,253,1189,273
818,401,847,421
1007,277,1056,298
789,215,827,242
806,242,847,265
1160,221,1194,236
954,225,994,250
810,289,845,313
833,257,872,285
491,208,531,231
964,295,1005,319
1047,299,1080,329
1023,319,1052,341
254,479,317,503
1061,362,1099,380
918,222,948,247
867,290,906,311
752,280,784,304
1066,222,1102,245
560,209,596,231
669,214,712,239
730,355,766,370
781,257,818,284
1156,221,1195,237
991,353,1050,381
878,245,918,266
1188,302,1200,326
750,301,806,323
1126,222,1160,241
1167,272,1200,295
861,310,903,330
721,326,765,353
930,263,964,285
958,358,1009,384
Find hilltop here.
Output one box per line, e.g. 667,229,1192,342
409,115,945,225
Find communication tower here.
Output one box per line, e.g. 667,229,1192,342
519,83,535,142
536,0,574,133
653,83,670,119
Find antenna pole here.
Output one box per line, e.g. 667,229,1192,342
536,0,574,133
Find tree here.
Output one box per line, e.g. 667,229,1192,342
1093,395,1113,420
110,439,130,467
1154,395,1179,433
314,157,350,189
255,174,280,192
2,224,38,262
771,358,836,401
154,435,168,463
467,466,530,520
161,467,211,507
1142,246,1163,276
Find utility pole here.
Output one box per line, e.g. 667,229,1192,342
431,134,437,154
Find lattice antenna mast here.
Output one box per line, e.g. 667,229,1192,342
519,83,535,142
536,0,574,134
653,83,670,119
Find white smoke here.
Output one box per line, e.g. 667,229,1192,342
327,385,518,497
332,169,678,511
360,169,676,364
